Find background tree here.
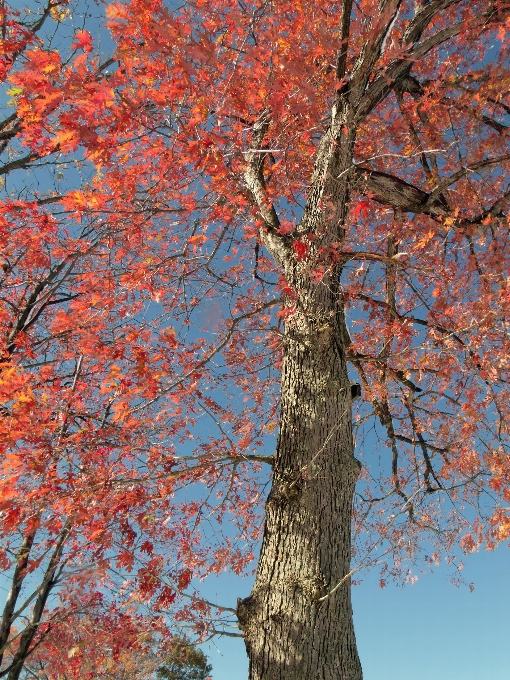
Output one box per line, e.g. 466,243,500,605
0,1,509,679
16,624,212,680
156,640,212,680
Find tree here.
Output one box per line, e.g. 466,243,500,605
17,624,212,680
1,0,509,678
156,640,212,680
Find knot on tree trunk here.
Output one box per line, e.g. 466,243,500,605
237,594,260,632
283,573,328,603
267,475,303,508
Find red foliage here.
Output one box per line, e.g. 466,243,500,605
0,0,509,673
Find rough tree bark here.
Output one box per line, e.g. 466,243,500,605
238,57,364,678
237,280,362,680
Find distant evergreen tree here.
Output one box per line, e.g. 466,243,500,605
17,635,211,680
156,640,212,680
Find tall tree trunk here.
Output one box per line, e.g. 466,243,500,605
239,83,362,677
238,277,362,680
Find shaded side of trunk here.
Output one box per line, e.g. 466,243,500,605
238,281,362,680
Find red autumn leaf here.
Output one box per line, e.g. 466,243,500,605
177,569,192,590
352,199,370,221
292,239,309,261
71,30,94,53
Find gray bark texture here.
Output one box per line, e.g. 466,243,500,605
239,92,363,678
237,289,362,680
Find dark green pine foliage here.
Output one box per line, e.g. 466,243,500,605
156,641,212,680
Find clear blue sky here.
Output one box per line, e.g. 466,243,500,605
201,545,510,679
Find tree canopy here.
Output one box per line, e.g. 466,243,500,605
0,0,509,678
